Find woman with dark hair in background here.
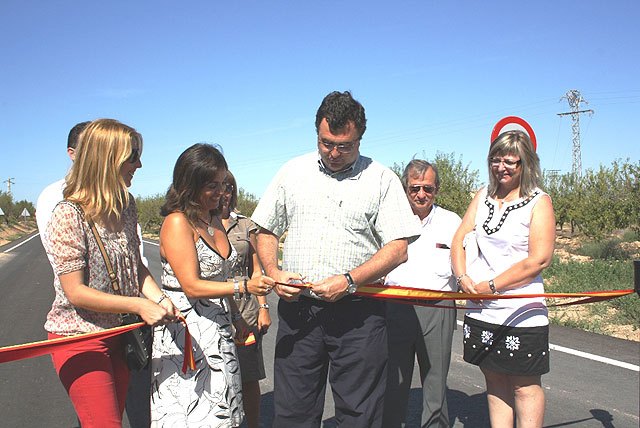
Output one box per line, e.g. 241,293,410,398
451,129,555,428
43,119,177,428
221,170,271,428
151,143,274,427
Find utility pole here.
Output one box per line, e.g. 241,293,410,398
4,178,15,196
557,89,594,178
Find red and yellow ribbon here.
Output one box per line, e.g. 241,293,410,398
0,318,197,374
278,281,635,307
0,322,143,364
177,315,196,374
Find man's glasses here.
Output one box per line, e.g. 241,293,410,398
408,185,436,194
127,147,141,164
490,157,521,168
319,140,357,154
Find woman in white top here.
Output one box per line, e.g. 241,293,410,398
451,129,556,428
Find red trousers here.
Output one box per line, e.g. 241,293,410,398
48,333,130,428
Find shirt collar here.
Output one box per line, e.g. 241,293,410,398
418,204,438,227
225,211,239,232
317,153,362,178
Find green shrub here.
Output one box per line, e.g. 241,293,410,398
544,257,639,330
622,229,639,242
576,238,630,260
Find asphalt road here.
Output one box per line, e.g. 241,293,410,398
1,233,638,427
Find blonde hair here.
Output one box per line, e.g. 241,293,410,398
64,119,142,223
487,130,541,198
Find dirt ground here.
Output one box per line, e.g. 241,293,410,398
2,222,638,341
0,221,36,246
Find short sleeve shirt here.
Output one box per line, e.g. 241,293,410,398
225,212,258,277
43,200,143,335
252,152,421,287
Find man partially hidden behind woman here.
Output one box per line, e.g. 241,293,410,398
151,143,274,427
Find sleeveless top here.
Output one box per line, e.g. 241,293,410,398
466,187,549,327
161,236,237,290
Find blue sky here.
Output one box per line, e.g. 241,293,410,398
2,1,638,206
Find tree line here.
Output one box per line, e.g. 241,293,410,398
135,155,639,239
0,192,35,225
544,159,639,238
5,156,635,240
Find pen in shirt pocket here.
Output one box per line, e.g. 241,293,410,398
435,243,450,249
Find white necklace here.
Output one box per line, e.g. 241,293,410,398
199,216,215,236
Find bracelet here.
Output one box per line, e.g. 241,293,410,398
259,303,270,310
156,293,168,305
488,279,499,294
455,274,468,286
233,278,241,301
231,312,242,322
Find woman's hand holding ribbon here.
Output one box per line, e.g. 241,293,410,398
246,274,276,296
458,275,484,305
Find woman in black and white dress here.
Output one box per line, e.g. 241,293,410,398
151,143,274,427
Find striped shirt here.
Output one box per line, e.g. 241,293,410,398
252,152,420,294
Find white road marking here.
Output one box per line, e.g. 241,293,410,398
5,233,41,253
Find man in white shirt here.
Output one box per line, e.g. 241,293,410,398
382,159,462,428
36,122,87,242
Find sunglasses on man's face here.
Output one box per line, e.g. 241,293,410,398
408,185,436,195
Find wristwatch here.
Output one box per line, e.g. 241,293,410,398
344,272,357,294
488,279,499,294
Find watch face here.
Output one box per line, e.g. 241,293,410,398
347,283,357,294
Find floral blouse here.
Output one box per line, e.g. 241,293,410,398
43,199,142,335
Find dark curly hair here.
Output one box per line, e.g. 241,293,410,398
315,91,367,138
160,143,228,225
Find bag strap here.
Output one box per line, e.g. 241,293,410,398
86,217,122,294
65,201,122,295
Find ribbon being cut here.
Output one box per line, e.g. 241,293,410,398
0,316,196,374
278,281,636,308
0,282,636,366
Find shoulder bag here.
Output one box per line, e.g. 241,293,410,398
85,213,152,371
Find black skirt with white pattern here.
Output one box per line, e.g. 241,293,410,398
463,315,550,376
